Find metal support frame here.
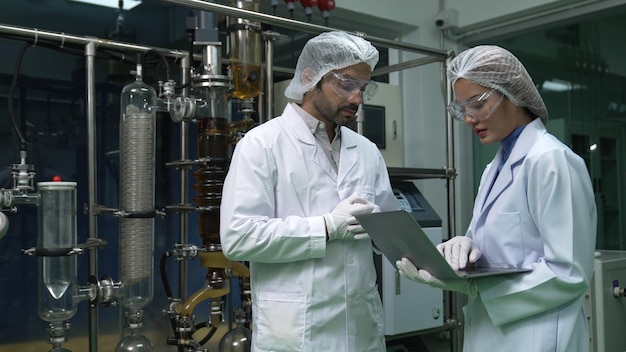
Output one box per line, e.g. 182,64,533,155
158,0,449,59
0,0,458,349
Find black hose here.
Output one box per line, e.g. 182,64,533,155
160,251,174,299
194,321,218,346
160,251,185,352
8,42,31,150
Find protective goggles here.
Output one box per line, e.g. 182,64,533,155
446,89,505,122
325,71,378,102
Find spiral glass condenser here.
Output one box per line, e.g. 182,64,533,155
119,61,156,312
115,60,157,352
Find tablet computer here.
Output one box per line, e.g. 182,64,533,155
355,210,531,279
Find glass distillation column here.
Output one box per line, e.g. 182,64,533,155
115,60,156,352
37,181,78,352
170,40,254,349
176,42,232,340
228,0,262,118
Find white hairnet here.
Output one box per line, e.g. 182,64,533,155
284,31,379,103
447,45,548,124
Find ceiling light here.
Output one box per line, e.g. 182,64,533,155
541,79,584,92
68,0,142,10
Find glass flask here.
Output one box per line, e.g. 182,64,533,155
37,181,78,324
114,330,154,352
219,309,251,352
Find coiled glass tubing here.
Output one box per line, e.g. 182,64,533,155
119,63,156,311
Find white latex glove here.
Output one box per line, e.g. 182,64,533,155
324,194,377,241
354,202,381,240
436,236,482,270
396,258,477,298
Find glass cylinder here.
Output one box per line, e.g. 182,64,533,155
228,0,262,100
119,63,156,311
37,181,78,324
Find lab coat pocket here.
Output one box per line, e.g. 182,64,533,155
353,186,375,203
350,289,384,343
256,291,307,351
481,212,523,266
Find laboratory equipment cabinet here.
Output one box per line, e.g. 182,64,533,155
587,250,626,352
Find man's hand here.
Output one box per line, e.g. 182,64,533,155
324,194,377,241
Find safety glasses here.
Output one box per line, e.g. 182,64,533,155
325,71,378,102
446,89,505,122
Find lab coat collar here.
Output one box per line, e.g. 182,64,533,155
337,127,359,185
478,118,546,213
283,103,317,146
282,102,356,182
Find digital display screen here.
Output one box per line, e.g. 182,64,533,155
348,104,386,149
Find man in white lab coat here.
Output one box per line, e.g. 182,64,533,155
220,31,399,352
397,45,597,352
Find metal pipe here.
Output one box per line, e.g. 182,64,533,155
444,56,460,352
158,0,449,59
449,0,612,44
372,56,444,78
0,23,186,59
443,65,455,243
179,55,191,300
264,33,275,122
84,40,99,352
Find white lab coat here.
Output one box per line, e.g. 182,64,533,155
220,103,399,352
462,118,597,351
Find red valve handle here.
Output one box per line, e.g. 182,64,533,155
317,0,335,11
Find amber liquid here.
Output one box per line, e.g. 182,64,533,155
231,63,262,100
194,117,230,287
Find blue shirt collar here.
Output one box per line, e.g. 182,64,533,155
500,125,527,162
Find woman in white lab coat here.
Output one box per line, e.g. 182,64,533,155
220,31,399,352
397,45,597,351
